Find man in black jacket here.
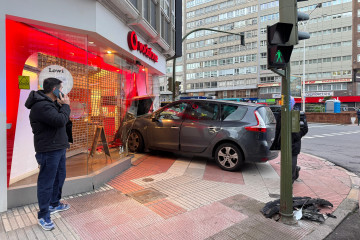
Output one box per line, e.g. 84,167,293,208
25,78,71,231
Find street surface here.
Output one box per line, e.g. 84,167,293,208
302,123,360,240
302,123,360,176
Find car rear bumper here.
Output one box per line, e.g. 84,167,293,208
244,141,279,163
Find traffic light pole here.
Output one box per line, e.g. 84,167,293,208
272,64,296,225
172,57,176,101
171,28,244,101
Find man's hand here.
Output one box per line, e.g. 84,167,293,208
58,94,70,106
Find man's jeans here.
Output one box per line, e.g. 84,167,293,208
36,149,67,220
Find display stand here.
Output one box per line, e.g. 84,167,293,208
89,126,111,162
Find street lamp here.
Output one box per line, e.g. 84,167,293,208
171,28,245,101
302,3,322,112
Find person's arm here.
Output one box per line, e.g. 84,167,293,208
300,114,308,137
33,102,70,128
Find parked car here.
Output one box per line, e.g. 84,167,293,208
121,99,278,171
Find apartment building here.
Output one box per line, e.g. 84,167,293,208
160,0,355,107
353,0,360,99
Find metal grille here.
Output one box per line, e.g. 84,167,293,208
38,53,125,161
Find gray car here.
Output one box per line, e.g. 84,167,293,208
121,99,278,171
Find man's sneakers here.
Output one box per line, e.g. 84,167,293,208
38,218,55,231
49,203,70,215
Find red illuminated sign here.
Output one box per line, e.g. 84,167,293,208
127,31,158,63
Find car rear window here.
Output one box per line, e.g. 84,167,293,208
221,104,247,121
257,106,276,124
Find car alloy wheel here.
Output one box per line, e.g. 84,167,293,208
215,143,243,171
127,130,143,152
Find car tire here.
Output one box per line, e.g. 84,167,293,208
127,130,144,153
215,143,243,171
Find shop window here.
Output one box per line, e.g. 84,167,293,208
6,20,152,187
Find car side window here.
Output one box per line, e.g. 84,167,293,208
257,107,276,124
221,104,247,121
186,102,219,120
158,102,188,120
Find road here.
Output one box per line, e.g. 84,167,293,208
302,123,360,176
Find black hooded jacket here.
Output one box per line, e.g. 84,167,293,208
25,90,70,152
271,111,308,155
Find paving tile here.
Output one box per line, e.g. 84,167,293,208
23,226,36,240
2,217,12,232
6,230,18,240
31,225,47,240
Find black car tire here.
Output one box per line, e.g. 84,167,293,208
215,143,243,171
127,130,144,153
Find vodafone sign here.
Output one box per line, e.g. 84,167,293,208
127,31,158,63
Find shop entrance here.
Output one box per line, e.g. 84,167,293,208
10,52,126,187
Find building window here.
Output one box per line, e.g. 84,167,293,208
358,40,360,47
358,54,360,62
358,24,360,32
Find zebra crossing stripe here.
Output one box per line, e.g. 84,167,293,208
313,135,325,138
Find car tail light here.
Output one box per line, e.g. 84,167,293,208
245,110,267,132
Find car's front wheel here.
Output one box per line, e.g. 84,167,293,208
127,130,144,152
215,143,243,171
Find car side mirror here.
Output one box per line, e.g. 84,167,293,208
152,116,158,122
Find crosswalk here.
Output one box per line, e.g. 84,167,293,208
303,130,360,139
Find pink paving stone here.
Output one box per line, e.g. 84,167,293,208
203,162,244,184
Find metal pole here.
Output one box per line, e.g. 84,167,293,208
302,27,306,112
172,58,176,101
280,63,296,225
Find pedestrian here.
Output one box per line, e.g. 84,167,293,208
270,96,308,184
25,78,71,231
357,108,360,126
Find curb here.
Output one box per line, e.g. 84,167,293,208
302,154,360,240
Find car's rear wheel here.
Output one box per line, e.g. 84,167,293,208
127,130,144,152
215,143,243,171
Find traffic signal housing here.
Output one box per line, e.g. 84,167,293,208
279,0,310,46
267,23,294,69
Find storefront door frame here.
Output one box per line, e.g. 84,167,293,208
0,11,7,212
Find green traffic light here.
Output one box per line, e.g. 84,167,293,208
275,50,283,63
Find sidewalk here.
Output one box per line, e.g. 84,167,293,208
1,152,359,240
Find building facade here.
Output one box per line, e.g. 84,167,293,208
353,0,360,97
0,0,179,211
160,0,355,108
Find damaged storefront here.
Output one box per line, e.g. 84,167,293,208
0,0,179,211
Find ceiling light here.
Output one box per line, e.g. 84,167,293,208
89,41,94,44
107,51,112,54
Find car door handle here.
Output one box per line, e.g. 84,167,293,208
208,126,220,133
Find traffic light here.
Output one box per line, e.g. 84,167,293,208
175,81,181,96
267,23,294,69
279,0,310,46
167,77,173,92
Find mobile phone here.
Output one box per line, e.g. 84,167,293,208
53,88,64,99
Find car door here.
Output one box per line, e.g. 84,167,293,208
180,101,221,153
147,102,188,151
